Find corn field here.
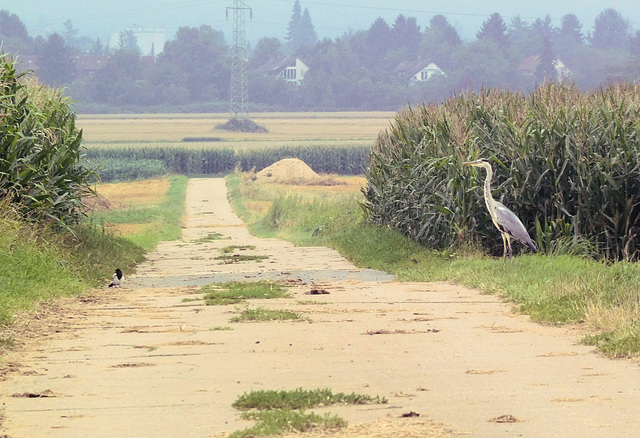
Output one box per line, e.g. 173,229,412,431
85,145,370,182
0,55,94,228
363,83,640,261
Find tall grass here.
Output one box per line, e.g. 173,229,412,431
0,198,144,326
364,83,640,260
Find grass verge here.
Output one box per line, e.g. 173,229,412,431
0,201,145,328
226,173,640,358
229,388,386,437
89,175,189,250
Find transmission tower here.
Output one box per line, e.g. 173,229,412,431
227,0,252,121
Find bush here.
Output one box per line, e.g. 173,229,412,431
363,82,640,260
0,54,95,228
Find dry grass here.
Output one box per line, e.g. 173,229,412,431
77,112,395,148
94,177,170,209
237,172,366,221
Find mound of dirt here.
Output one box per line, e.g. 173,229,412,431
255,158,320,184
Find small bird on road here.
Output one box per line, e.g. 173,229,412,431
109,268,124,288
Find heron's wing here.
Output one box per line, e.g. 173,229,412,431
493,201,537,252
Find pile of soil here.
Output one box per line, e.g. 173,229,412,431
256,158,319,183
255,158,343,186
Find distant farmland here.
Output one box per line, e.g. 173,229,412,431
79,112,396,180
77,112,396,150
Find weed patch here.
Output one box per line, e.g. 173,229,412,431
199,281,290,306
229,388,386,437
232,388,388,411
230,306,305,322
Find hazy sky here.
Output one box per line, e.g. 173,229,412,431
5,0,640,45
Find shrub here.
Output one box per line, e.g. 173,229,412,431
0,54,95,228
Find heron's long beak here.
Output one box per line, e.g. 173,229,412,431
463,160,483,166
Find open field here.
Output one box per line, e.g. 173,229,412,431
78,112,396,149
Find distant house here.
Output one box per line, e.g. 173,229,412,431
518,55,572,82
392,60,445,85
75,55,109,77
15,55,39,74
257,56,309,85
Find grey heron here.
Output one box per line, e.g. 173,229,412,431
463,159,537,260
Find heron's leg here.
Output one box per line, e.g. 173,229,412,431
506,235,513,261
501,233,508,262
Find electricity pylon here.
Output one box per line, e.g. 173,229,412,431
227,0,252,121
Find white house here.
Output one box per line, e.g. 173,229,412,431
257,56,309,85
518,55,573,82
109,27,165,56
392,60,446,85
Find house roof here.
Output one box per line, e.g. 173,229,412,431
392,60,442,77
256,56,298,75
75,55,109,72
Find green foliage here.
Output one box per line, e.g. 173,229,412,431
229,387,386,437
232,388,388,411
0,198,144,326
89,175,188,250
363,83,640,260
231,410,345,438
0,54,95,228
199,280,290,305
84,145,370,181
230,306,305,322
89,158,168,182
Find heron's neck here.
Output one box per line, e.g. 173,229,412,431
482,166,494,211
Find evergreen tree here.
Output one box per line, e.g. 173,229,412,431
590,8,630,51
507,16,531,59
34,33,75,85
477,12,509,48
536,35,556,83
0,10,32,53
558,14,583,45
426,15,461,47
285,0,302,52
63,19,78,49
117,30,139,53
391,14,421,56
421,15,461,68
285,1,317,52
299,8,317,47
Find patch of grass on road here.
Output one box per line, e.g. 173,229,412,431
200,281,290,306
231,410,346,438
229,388,387,437
232,388,388,411
230,306,305,322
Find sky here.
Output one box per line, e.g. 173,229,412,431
4,0,640,46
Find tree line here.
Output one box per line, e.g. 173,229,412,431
1,5,640,112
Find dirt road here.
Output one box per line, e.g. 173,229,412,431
1,178,639,437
